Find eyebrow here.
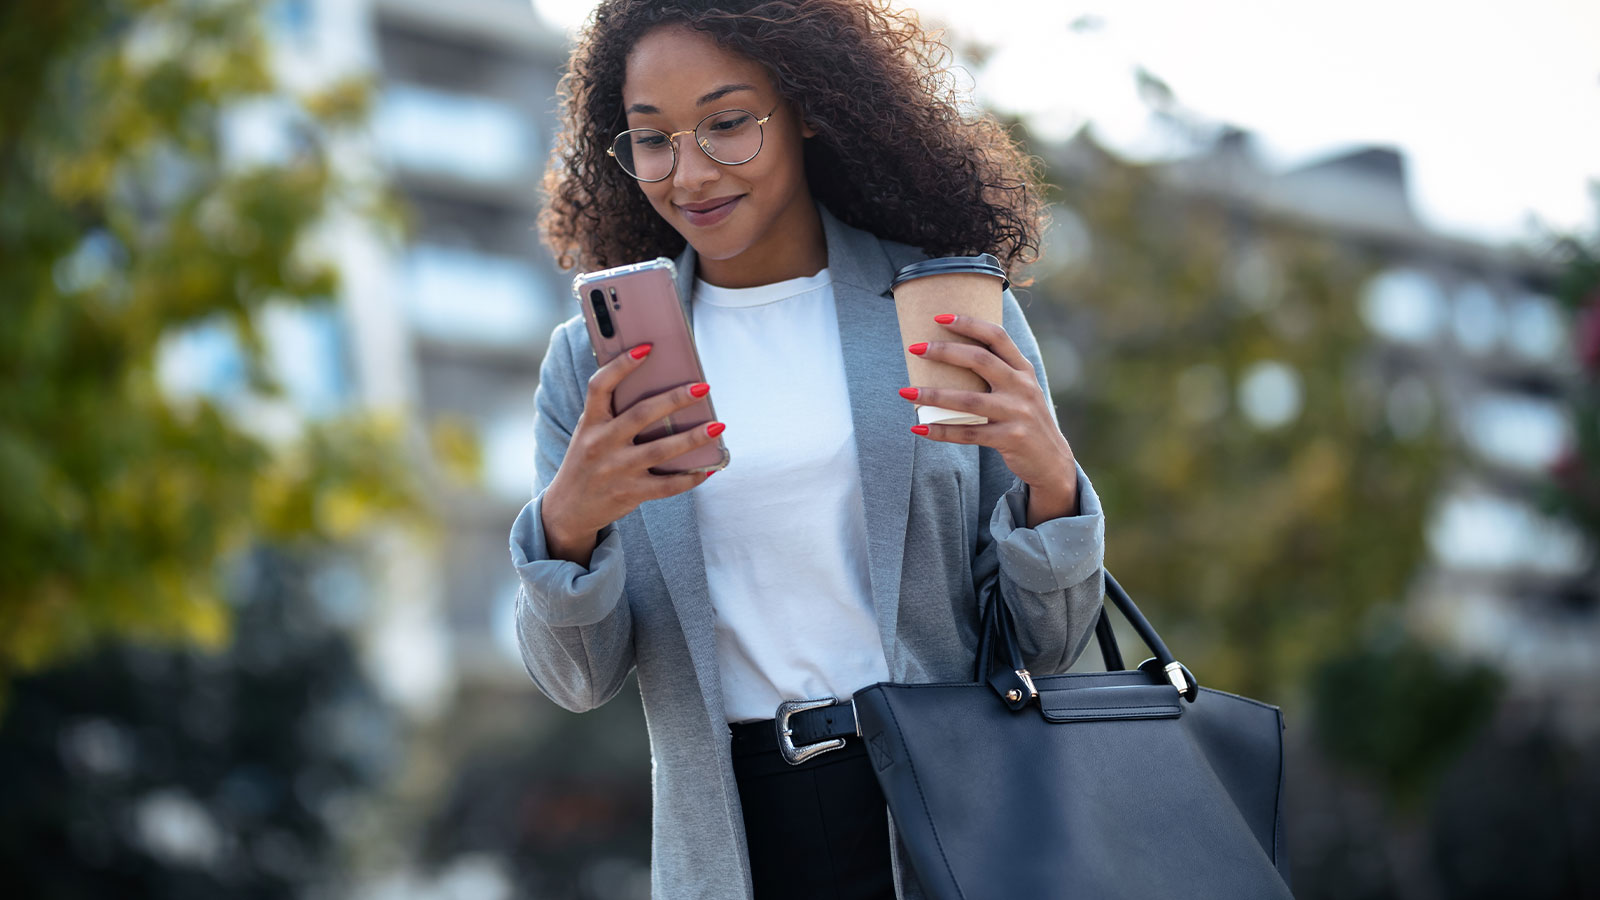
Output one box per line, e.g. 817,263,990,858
625,83,758,115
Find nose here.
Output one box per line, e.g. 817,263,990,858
672,134,721,193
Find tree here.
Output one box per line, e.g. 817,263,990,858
0,545,396,898
0,0,421,708
1032,137,1446,701
1545,213,1600,598
1023,121,1600,897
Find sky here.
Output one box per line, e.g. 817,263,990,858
529,0,1600,246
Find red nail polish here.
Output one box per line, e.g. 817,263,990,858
706,422,726,437
630,343,653,359
911,424,930,435
908,342,928,356
689,382,710,398
934,314,956,325
899,387,920,400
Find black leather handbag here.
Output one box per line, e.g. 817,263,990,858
852,572,1294,899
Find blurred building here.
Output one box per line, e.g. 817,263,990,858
245,0,575,701
205,1,653,897
1051,125,1595,710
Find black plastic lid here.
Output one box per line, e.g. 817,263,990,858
891,253,1009,291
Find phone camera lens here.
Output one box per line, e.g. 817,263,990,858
589,288,615,339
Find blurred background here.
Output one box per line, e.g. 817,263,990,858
1,0,1597,897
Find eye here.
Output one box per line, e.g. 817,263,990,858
632,132,668,148
708,113,752,132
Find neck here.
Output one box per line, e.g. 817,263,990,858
696,198,827,289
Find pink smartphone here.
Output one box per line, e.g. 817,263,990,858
573,258,729,475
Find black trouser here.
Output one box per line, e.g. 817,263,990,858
730,722,897,900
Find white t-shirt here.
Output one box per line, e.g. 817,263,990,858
690,268,891,724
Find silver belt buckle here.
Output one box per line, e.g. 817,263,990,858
775,697,847,766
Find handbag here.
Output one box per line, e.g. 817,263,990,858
851,572,1294,899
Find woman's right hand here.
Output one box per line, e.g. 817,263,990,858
540,344,723,566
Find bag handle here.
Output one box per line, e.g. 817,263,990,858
977,570,1198,709
1093,604,1125,672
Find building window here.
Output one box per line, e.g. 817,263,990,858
1461,391,1569,474
376,84,536,182
156,306,348,417
1506,293,1567,364
402,244,556,346
1427,486,1589,577
1451,281,1503,355
263,304,349,417
1360,267,1446,344
481,413,538,502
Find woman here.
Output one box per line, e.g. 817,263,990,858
511,1,1106,897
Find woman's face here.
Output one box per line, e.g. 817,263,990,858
620,25,816,271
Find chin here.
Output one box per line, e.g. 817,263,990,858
684,236,751,262
672,216,755,262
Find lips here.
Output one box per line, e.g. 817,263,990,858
677,195,743,227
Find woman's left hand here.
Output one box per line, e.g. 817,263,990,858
901,314,1079,526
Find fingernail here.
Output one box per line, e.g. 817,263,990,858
908,342,928,356
934,314,956,325
899,387,920,400
689,382,710,398
704,470,714,479
911,424,930,435
630,343,653,359
706,422,726,437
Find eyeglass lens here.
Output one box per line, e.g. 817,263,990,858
612,109,765,181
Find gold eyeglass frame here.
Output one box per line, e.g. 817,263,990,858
607,105,779,183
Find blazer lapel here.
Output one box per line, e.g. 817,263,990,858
817,208,917,670
637,208,918,720
630,244,727,729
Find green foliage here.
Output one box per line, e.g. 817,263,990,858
1309,628,1502,808
1034,150,1446,702
1541,226,1600,575
0,0,422,705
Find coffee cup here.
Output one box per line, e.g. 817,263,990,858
890,254,1009,426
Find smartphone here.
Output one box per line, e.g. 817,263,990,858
573,258,729,475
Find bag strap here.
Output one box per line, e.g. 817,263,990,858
977,584,1033,710
977,570,1198,708
1093,604,1125,672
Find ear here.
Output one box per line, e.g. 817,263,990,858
785,99,816,138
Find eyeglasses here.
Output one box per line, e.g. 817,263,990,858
607,106,778,183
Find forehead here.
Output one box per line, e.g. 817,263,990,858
621,25,771,114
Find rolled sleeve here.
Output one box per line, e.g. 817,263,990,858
510,493,627,628
989,459,1105,593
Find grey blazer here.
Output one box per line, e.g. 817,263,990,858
510,206,1106,900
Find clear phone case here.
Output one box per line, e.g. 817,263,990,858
572,258,729,475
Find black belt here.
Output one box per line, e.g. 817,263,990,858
729,697,859,765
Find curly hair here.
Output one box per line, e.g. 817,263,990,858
539,0,1046,283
